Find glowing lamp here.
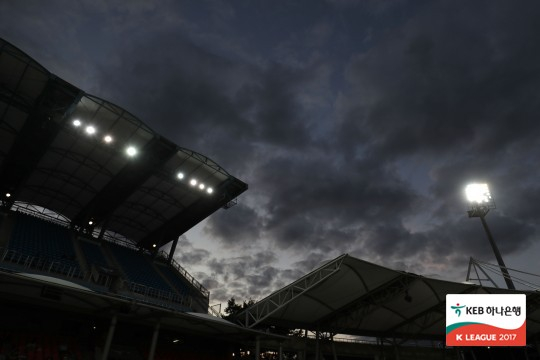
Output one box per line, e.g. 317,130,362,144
465,183,491,204
207,188,213,194
85,126,96,135
73,119,82,127
199,183,205,190
190,179,197,186
177,172,184,180
103,135,113,143
126,146,137,157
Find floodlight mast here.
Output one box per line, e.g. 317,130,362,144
465,184,515,290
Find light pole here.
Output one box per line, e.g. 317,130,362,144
465,183,515,290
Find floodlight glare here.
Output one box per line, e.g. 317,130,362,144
73,119,82,127
103,135,113,143
177,172,184,180
152,244,157,248
207,187,213,194
88,220,93,225
126,146,137,157
199,183,205,190
190,179,197,186
85,125,96,135
465,183,491,204
5,193,10,198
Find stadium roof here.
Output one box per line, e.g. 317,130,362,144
0,270,282,343
236,254,540,341
0,38,247,250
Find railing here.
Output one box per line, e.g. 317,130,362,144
10,203,71,228
305,332,377,345
208,303,222,317
1,249,86,280
159,250,210,298
122,279,192,309
0,248,195,312
89,266,113,288
100,231,142,252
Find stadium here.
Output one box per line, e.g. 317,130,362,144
1,37,540,360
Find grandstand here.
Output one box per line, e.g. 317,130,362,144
0,37,266,359
2,36,540,360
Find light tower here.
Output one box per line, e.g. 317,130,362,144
465,183,515,290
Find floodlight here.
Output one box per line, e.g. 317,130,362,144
126,146,137,157
177,172,184,180
85,125,96,135
464,182,515,290
103,135,113,143
190,179,197,186
152,244,157,248
88,220,93,225
199,183,205,190
5,193,10,198
465,183,491,204
73,119,82,127
207,188,213,194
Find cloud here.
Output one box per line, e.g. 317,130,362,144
196,250,304,302
338,1,540,161
4,0,540,306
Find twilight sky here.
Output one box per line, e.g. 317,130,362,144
3,0,540,306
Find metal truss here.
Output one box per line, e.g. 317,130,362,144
466,257,499,288
326,274,414,332
236,254,347,328
467,257,540,291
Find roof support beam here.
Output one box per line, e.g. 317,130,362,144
71,136,177,230
138,176,247,249
235,254,347,329
0,76,80,203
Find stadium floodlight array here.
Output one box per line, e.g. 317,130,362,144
72,118,116,147
185,177,213,194
71,118,214,195
465,183,492,204
465,183,495,218
465,182,515,290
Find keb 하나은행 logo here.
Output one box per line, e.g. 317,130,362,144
446,294,526,347
451,303,465,317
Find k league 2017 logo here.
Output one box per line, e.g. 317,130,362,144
446,294,526,347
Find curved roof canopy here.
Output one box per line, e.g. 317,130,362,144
0,38,247,249
236,255,540,341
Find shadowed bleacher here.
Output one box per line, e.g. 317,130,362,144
108,243,174,294
7,212,81,274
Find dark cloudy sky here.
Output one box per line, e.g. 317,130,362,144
3,0,540,305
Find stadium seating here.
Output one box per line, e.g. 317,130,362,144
79,239,109,269
155,262,191,296
107,242,174,294
7,212,81,275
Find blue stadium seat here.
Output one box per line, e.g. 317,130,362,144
156,263,191,296
8,212,80,273
107,243,173,293
79,240,109,269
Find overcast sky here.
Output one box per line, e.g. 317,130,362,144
3,0,540,306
